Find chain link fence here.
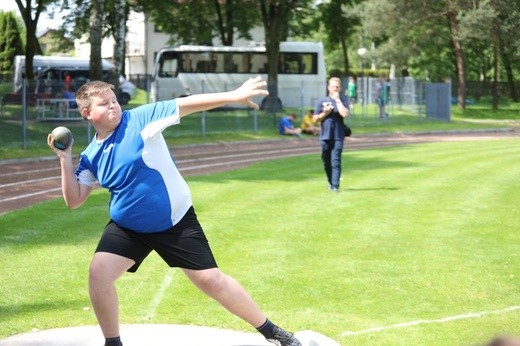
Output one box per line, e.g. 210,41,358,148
347,76,426,118
2,76,447,149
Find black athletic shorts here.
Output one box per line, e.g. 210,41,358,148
95,206,218,272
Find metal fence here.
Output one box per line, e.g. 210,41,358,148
1,76,426,141
452,80,520,102
6,68,517,151
346,76,426,118
1,76,448,150
2,75,441,120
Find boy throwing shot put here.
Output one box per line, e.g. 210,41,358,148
47,76,301,346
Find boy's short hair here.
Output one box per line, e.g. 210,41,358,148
76,81,116,111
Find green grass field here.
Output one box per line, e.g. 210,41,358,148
1,138,520,345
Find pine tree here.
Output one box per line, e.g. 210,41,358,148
0,12,24,82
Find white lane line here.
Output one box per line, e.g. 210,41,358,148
341,305,520,336
0,166,57,178
0,187,62,203
144,269,175,321
0,147,318,204
0,147,315,185
0,175,60,188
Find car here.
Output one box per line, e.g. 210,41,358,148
118,76,137,105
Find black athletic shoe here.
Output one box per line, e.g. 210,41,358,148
266,326,301,346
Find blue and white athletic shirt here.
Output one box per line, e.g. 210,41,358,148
75,100,192,233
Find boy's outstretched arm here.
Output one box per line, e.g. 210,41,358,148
177,76,268,117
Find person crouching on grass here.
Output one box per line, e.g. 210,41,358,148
279,113,302,137
47,76,302,346
300,109,320,135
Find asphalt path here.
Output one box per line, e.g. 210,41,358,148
1,130,518,215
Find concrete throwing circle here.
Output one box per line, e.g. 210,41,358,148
0,324,272,346
0,324,340,346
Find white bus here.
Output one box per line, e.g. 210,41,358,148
13,55,136,104
151,41,326,109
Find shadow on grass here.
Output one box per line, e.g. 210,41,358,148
346,187,401,192
0,193,108,247
0,298,88,322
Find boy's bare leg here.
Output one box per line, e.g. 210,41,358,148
183,267,267,327
184,269,303,346
89,252,135,338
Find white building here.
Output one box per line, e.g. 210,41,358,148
75,11,264,78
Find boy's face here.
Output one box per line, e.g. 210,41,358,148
83,89,122,130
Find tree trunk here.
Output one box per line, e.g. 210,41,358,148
259,0,294,113
113,0,127,85
491,16,499,110
24,19,37,82
213,0,234,46
447,0,465,110
498,29,518,102
340,37,349,74
335,0,348,74
89,0,105,81
15,0,43,82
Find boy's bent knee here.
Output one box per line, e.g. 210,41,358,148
184,268,229,292
89,252,135,282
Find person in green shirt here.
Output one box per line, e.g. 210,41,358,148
346,77,357,112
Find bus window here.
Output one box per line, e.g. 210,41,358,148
182,53,192,72
242,53,251,73
222,53,244,73
188,52,215,73
279,53,317,74
279,53,300,74
72,71,89,91
159,52,179,77
212,53,242,73
250,53,268,74
301,53,317,74
195,60,215,73
174,52,258,74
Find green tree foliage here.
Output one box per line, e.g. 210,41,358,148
43,28,75,55
0,11,25,81
353,0,520,108
494,0,520,101
355,0,453,80
57,0,129,82
355,0,470,107
315,0,361,74
136,0,261,46
28,0,517,110
457,0,520,83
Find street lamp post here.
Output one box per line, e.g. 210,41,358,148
357,47,367,117
357,47,367,72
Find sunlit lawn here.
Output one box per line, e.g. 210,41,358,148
1,138,520,346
